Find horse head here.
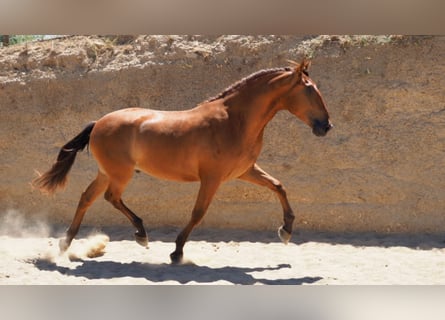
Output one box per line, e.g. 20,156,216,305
279,59,333,137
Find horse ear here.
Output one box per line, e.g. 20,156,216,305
300,59,311,74
286,59,299,68
286,59,310,73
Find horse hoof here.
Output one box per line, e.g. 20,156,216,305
59,238,70,254
170,251,183,264
278,226,292,244
135,233,149,248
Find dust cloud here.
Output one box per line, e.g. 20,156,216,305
0,209,109,261
0,209,51,238
66,234,109,260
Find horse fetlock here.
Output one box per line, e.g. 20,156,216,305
170,251,184,264
278,226,292,244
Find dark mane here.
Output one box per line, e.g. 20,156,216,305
206,67,292,102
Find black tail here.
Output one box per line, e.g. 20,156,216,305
32,121,96,194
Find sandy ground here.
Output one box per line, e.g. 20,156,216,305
1,225,444,285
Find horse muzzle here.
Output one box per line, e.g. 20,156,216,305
312,120,333,137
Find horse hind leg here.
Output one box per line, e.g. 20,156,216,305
104,181,148,248
59,171,109,253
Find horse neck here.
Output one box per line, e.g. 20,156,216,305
224,84,288,141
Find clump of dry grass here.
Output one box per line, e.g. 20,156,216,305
295,35,399,58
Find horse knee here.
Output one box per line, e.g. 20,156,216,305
272,181,286,196
104,189,120,206
104,190,112,203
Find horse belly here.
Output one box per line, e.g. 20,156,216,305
136,159,200,182
134,137,201,182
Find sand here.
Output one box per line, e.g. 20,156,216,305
1,225,444,285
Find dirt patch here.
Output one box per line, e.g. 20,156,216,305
1,35,444,233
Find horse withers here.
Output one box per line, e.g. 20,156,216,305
32,59,332,263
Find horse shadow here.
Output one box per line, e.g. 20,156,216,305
31,258,322,285
97,226,445,250
52,225,445,250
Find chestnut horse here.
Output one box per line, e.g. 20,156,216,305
33,59,332,263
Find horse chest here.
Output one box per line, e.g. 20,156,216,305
211,138,263,180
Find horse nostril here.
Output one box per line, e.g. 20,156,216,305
312,119,332,136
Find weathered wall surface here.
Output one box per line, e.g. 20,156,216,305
1,35,444,233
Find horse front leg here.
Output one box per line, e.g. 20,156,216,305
170,178,221,264
238,163,295,244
